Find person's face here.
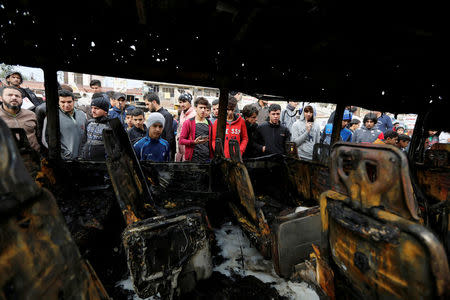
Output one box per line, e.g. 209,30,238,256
385,136,398,145
342,120,349,128
196,104,208,118
206,107,211,116
304,110,313,122
2,88,23,110
91,106,107,118
365,120,375,129
245,113,258,125
398,140,409,149
428,130,437,136
212,104,219,117
350,123,360,131
126,115,134,127
144,99,151,111
179,100,191,112
289,101,298,108
117,97,126,110
148,123,163,139
133,115,145,129
397,128,404,135
91,85,102,93
269,110,281,124
7,74,22,87
227,107,235,119
59,96,75,113
110,98,117,108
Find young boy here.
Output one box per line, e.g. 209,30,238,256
133,112,170,162
211,97,248,158
128,108,147,144
179,97,213,163
125,107,135,131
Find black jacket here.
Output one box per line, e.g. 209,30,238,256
157,107,175,153
256,121,291,155
81,116,110,161
128,125,148,145
243,121,264,159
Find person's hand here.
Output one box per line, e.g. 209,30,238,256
262,146,266,153
306,122,313,132
194,136,208,144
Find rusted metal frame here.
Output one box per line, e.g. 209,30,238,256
373,208,450,298
43,65,61,161
215,87,229,156
330,102,345,145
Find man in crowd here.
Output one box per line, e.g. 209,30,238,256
230,91,242,114
5,71,42,110
291,104,321,160
281,101,300,132
42,90,87,160
179,97,213,163
256,104,291,155
175,93,196,161
212,97,248,158
374,111,393,133
241,104,263,159
134,112,170,162
0,86,40,151
106,91,116,108
128,108,147,144
320,109,353,144
108,92,128,127
397,134,411,151
252,98,269,125
210,99,219,124
125,107,135,131
144,92,175,158
90,79,103,94
374,129,398,145
348,118,361,133
352,113,384,143
81,97,110,160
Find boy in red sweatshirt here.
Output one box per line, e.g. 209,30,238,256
212,97,248,158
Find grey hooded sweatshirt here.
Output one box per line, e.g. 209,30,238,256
290,105,321,160
351,125,382,143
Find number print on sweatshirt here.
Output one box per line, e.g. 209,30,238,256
225,128,241,135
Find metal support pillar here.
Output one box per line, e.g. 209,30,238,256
215,87,229,153
43,66,61,160
330,102,345,145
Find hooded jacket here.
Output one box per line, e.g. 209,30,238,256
175,106,196,161
42,108,87,159
251,101,269,125
108,106,126,127
212,114,248,158
81,116,110,160
281,103,300,131
290,105,321,160
351,125,383,143
243,121,264,159
156,107,175,156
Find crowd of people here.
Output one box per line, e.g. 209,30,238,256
1,70,449,164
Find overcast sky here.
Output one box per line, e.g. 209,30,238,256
6,64,143,88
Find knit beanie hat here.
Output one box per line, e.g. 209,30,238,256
91,97,110,112
146,112,165,129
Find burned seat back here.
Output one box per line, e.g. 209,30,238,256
0,119,109,299
320,143,450,299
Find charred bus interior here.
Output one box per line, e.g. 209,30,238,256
1,0,450,299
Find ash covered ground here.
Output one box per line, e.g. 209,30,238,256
116,223,319,300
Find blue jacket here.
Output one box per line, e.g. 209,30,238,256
108,105,135,128
376,114,393,133
133,137,170,162
321,124,353,144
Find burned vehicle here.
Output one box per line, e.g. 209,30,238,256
1,0,450,299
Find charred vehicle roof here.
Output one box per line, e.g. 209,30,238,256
0,0,449,114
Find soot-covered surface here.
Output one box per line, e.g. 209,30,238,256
116,223,319,300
